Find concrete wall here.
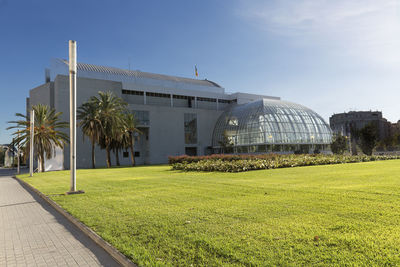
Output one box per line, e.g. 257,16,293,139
173,98,189,108
146,95,170,107
122,94,144,105
28,82,62,171
217,102,230,110
127,103,222,164
197,100,217,110
29,82,54,108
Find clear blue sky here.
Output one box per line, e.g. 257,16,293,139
1,0,400,143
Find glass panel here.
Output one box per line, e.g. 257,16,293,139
184,113,197,144
211,99,332,151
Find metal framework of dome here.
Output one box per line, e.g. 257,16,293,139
212,98,332,152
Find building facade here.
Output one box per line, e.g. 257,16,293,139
27,59,332,170
329,111,391,140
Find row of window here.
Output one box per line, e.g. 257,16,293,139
122,89,236,104
122,89,144,96
219,99,235,104
197,97,216,102
122,151,140,158
173,94,194,100
146,92,170,98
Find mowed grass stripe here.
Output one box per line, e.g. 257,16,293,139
19,160,400,266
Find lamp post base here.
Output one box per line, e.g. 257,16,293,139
66,190,85,195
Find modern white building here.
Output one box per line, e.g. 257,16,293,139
27,59,332,169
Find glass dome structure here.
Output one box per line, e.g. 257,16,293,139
212,99,332,153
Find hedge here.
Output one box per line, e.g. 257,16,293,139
169,154,288,164
169,154,400,172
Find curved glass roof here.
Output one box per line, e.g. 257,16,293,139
212,99,332,147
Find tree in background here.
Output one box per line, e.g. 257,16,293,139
349,124,359,155
78,91,143,168
86,92,128,168
359,123,378,155
331,133,348,154
77,101,103,169
0,146,5,167
7,104,69,172
218,131,234,154
123,113,141,166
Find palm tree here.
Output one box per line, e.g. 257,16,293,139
91,92,127,168
7,104,69,172
77,101,102,169
111,137,123,166
123,113,141,166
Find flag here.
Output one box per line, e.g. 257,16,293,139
195,65,198,77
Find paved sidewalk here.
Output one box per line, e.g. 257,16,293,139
0,168,120,267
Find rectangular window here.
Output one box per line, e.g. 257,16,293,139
185,147,197,156
134,151,140,157
122,89,144,95
132,110,149,126
173,94,189,99
184,113,197,144
197,97,216,102
123,151,129,158
146,92,170,98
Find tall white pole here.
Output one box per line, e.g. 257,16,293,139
17,132,20,175
29,110,34,177
69,40,77,192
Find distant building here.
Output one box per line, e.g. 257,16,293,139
27,59,332,170
389,120,400,139
329,111,391,140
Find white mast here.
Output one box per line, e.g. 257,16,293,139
69,40,77,192
29,110,34,177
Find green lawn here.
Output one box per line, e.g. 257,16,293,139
19,160,400,266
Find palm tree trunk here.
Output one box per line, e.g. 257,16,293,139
40,151,45,172
106,145,111,168
91,140,96,169
115,148,120,166
129,136,135,166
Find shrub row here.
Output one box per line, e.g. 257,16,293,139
170,154,400,172
169,154,290,164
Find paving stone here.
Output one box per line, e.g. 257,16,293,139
0,168,120,266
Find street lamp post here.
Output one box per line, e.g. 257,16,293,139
17,132,20,175
67,40,84,195
69,40,77,193
29,109,34,177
